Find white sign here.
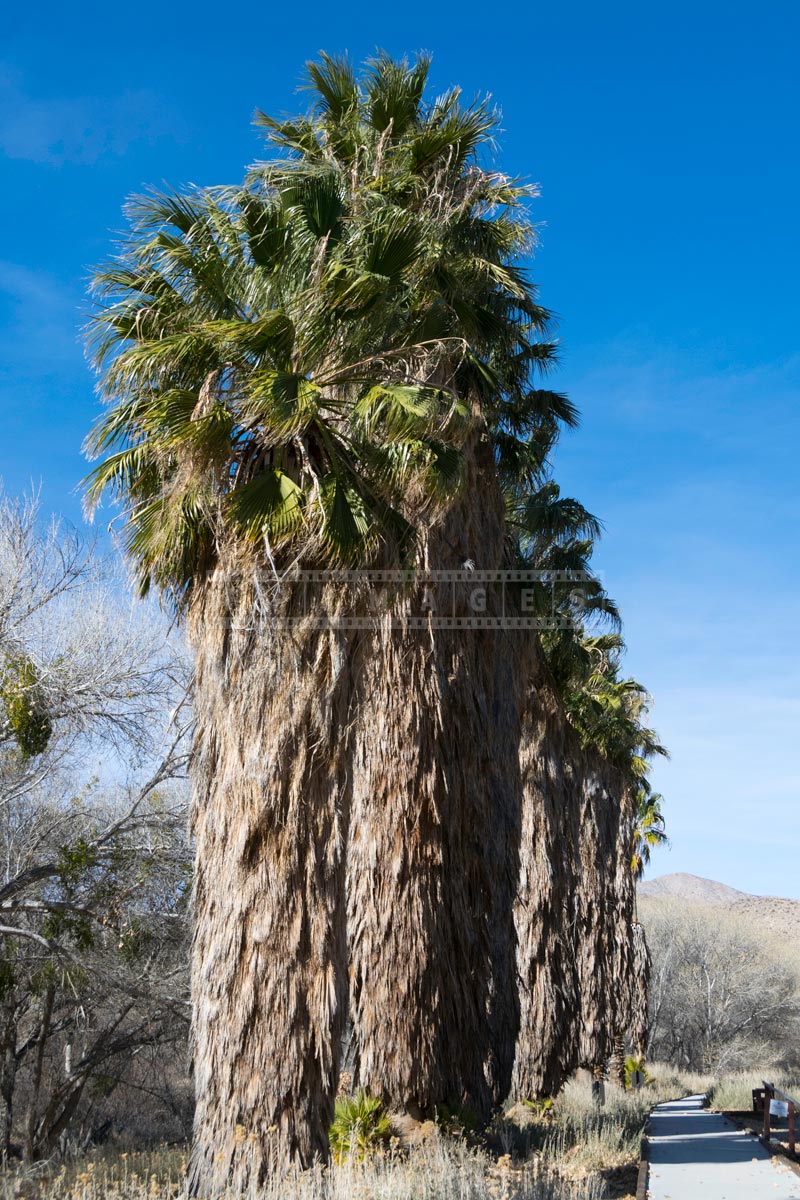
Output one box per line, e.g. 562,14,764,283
770,1099,789,1118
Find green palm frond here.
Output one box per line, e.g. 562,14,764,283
84,444,160,506
280,171,345,240
364,51,430,135
631,788,669,879
361,210,423,279
228,469,305,542
303,52,360,122
240,195,288,271
246,371,323,438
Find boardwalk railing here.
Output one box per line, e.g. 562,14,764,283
753,1081,798,1156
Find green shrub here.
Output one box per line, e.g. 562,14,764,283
329,1090,390,1162
522,1097,555,1119
624,1056,650,1089
0,654,52,758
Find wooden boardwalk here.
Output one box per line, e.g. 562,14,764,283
646,1095,800,1199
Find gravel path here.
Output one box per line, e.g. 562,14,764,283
646,1094,800,1199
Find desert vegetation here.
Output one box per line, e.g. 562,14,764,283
0,1066,715,1200
642,896,800,1074
0,492,192,1162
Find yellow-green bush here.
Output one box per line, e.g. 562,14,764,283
329,1090,390,1162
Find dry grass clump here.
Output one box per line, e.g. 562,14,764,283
495,1064,713,1176
0,1147,187,1200
495,1078,650,1174
708,1070,800,1112
645,1061,716,1100
543,1079,650,1171
0,1141,604,1200
0,1065,718,1200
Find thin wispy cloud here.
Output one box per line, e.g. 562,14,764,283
567,342,800,449
0,260,82,371
549,338,800,894
0,66,185,165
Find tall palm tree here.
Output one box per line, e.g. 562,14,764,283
85,53,575,1184
510,487,665,1095
619,781,666,1073
607,783,664,1084
248,54,579,1122
510,482,622,1098
547,627,666,1081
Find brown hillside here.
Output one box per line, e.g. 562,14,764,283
639,873,800,948
638,872,748,905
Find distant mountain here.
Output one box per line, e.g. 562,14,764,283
638,873,748,905
638,873,800,946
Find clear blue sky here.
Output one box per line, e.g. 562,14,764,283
1,1,798,894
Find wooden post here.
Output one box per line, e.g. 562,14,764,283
789,1100,796,1158
764,1082,773,1142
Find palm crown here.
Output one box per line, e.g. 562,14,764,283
85,53,574,605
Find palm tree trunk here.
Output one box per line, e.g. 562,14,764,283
628,921,651,1057
608,1032,626,1087
573,758,639,1077
345,446,522,1119
600,783,642,1078
483,630,525,1104
574,755,622,1070
512,678,639,1099
511,656,582,1100
188,561,359,1191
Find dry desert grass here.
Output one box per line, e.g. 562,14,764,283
0,1065,713,1200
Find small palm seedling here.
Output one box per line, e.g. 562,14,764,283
522,1096,555,1119
624,1056,650,1089
329,1090,391,1162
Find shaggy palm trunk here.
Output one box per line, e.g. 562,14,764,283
608,1032,626,1087
511,654,582,1100
603,786,643,1079
574,753,627,1070
607,920,650,1085
483,628,526,1103
188,560,359,1191
512,682,638,1099
628,920,651,1056
346,443,522,1118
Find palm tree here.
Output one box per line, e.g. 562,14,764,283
509,482,622,1098
619,782,666,1076
510,486,666,1095
249,54,580,1123
546,627,666,1082
85,53,575,1184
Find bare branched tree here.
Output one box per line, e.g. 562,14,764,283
643,899,800,1073
0,490,192,1159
